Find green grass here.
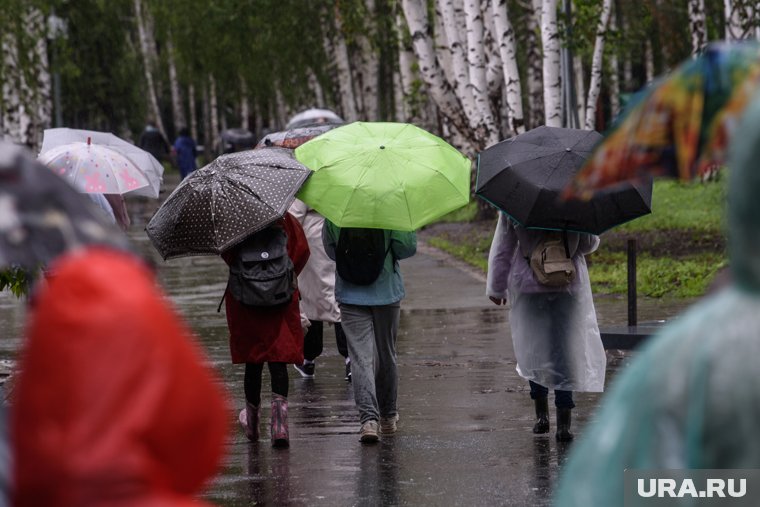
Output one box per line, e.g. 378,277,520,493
616,177,727,233
435,200,479,223
427,236,490,272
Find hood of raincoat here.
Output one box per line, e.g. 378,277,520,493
727,91,760,293
13,248,229,506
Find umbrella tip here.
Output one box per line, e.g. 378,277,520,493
380,145,385,150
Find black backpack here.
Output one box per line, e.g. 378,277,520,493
227,226,296,306
335,228,391,285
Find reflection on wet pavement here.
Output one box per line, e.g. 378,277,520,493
0,181,697,505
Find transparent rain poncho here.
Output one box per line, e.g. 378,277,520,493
553,91,760,506
487,214,606,392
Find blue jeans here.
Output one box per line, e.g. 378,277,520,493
339,302,400,424
529,380,575,409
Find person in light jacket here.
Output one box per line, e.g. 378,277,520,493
289,199,351,380
486,213,606,441
323,221,417,443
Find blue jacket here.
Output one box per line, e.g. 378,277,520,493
322,221,417,306
173,135,197,179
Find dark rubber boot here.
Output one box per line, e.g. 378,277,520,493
556,407,574,442
532,397,550,434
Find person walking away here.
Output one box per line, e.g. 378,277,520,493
486,213,606,441
289,198,351,380
172,127,198,180
222,213,309,447
322,222,417,443
12,248,228,506
138,119,170,164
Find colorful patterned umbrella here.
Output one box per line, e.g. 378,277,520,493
568,41,760,197
146,147,311,260
294,122,471,231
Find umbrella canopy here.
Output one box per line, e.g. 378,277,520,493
146,147,311,260
476,126,652,234
286,108,344,130
255,124,340,150
40,127,164,198
568,41,760,197
0,142,131,270
294,122,471,231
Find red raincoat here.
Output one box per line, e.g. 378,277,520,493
13,249,229,507
222,213,310,364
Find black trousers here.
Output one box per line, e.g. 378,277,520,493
303,320,348,361
244,362,288,406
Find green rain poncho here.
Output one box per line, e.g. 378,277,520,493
553,93,760,506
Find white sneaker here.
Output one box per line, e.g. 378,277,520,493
359,420,379,443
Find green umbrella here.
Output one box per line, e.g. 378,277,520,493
294,122,471,231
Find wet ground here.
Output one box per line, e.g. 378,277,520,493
0,174,696,506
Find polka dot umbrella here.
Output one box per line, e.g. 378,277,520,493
146,147,312,260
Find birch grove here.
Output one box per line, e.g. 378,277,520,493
0,0,748,160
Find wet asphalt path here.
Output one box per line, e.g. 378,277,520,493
0,174,694,506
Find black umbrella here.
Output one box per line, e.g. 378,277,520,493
475,126,652,234
146,147,311,260
0,142,132,270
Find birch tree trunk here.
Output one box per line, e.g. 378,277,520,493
188,83,198,142
622,16,633,91
688,0,707,55
331,7,359,121
396,10,416,122
541,0,562,127
133,0,166,138
584,0,612,130
491,0,525,134
253,101,264,141
724,0,744,40
208,75,219,155
2,30,22,143
307,69,325,108
645,38,655,83
464,0,499,145
608,4,620,118
574,55,586,128
355,0,380,120
240,76,249,130
202,83,212,161
401,0,477,149
275,87,287,129
519,0,543,129
167,37,185,132
438,0,479,123
393,69,406,121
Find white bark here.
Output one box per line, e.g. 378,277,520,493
188,83,198,142
608,4,620,118
396,10,417,121
167,38,185,132
622,15,633,91
521,0,543,129
438,0,479,123
464,0,499,144
208,75,219,153
482,0,505,97
393,69,405,121
584,0,612,130
133,0,166,138
240,76,249,130
332,7,359,121
202,82,211,159
275,87,287,130
491,0,525,134
724,0,744,40
356,0,379,120
2,27,22,143
574,55,586,128
645,38,654,83
401,0,476,148
541,0,562,127
689,0,707,55
307,69,325,108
